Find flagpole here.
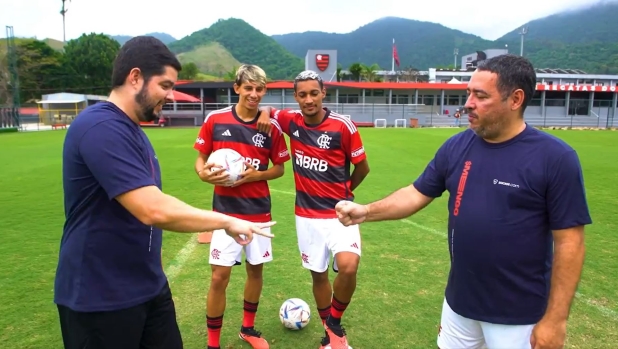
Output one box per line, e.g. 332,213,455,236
391,38,395,73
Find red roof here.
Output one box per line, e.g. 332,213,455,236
174,79,618,93
266,81,467,90
265,81,618,92
329,82,468,90
172,90,201,102
267,81,295,89
19,107,39,115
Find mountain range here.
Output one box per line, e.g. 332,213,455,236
71,1,618,79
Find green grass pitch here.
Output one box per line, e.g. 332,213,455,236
0,127,617,348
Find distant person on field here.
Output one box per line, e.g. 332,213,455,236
454,109,461,127
256,70,371,349
54,36,274,349
335,54,591,349
193,64,291,349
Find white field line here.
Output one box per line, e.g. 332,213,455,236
164,235,198,281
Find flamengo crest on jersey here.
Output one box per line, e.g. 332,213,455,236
273,108,366,218
193,106,290,222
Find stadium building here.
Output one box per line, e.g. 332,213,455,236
169,48,618,128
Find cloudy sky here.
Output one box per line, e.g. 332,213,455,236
0,0,605,41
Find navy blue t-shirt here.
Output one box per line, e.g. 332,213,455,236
54,101,166,312
413,124,592,325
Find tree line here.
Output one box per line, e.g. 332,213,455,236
0,33,200,106
0,32,432,108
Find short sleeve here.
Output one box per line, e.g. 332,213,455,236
79,120,155,200
341,119,366,165
193,115,213,155
271,108,294,135
546,150,592,230
412,141,449,198
269,119,291,165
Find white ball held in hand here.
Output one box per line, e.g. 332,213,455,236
207,148,246,187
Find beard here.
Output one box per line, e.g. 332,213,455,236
134,86,161,122
469,111,507,141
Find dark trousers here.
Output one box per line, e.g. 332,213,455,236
57,282,183,349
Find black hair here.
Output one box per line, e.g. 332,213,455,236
476,54,536,113
111,36,182,89
293,70,324,91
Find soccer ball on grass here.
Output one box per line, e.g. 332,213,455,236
279,298,311,330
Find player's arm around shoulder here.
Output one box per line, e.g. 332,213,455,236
344,115,370,191
268,122,292,178
257,106,295,136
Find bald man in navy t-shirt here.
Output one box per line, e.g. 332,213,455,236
335,54,591,349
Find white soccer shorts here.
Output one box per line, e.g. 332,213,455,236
295,215,361,273
437,298,535,349
208,228,273,267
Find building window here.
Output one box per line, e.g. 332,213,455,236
568,100,589,116
447,95,461,105
420,95,434,105
338,94,359,104
592,92,613,108
544,91,565,107
390,95,409,104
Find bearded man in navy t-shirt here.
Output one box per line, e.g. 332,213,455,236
55,36,275,349
335,54,591,349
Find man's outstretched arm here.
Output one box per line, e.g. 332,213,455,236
337,140,450,226
365,184,434,222
336,184,435,226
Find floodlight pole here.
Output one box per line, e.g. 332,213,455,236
519,26,527,56
453,48,459,69
60,0,70,43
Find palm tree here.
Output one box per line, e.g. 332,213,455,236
348,63,363,82
361,63,381,82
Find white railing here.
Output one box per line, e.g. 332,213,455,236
163,102,428,115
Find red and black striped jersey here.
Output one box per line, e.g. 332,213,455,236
194,106,290,223
271,107,367,218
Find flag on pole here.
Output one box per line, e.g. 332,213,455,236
392,38,400,68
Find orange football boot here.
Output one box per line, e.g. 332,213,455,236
324,321,349,349
239,327,269,349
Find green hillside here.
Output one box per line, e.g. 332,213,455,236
272,17,494,71
109,32,177,46
272,3,618,74
176,42,240,78
168,18,304,80
497,1,618,43
43,38,65,51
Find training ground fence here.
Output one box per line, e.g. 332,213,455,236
9,102,618,131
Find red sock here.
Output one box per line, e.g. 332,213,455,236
330,295,349,323
318,306,331,325
242,300,259,328
207,315,223,348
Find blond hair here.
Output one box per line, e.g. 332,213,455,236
235,64,267,87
